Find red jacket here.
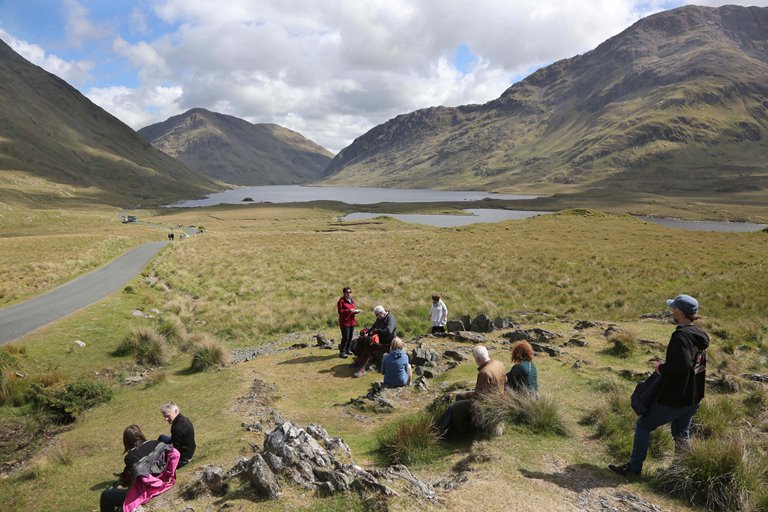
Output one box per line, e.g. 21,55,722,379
337,297,357,327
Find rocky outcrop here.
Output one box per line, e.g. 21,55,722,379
184,422,406,502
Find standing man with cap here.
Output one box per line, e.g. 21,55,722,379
337,287,361,358
609,294,709,477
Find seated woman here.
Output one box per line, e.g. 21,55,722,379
100,424,179,512
380,337,412,387
506,340,539,393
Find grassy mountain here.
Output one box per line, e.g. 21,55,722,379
138,108,334,186
0,40,221,207
322,5,768,199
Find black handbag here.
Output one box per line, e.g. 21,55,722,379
630,372,662,416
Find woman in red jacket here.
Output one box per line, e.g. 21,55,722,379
337,287,361,358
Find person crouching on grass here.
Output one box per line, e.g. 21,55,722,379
608,294,709,477
381,337,413,387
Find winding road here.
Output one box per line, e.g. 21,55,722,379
0,241,168,345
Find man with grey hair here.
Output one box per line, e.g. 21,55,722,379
438,345,507,436
159,402,196,468
352,305,398,378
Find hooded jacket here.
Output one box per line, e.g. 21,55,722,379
381,349,410,387
657,324,710,407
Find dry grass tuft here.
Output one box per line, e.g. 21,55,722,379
115,326,170,366
472,389,570,436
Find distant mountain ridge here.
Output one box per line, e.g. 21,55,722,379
0,39,220,206
322,5,768,197
139,109,333,186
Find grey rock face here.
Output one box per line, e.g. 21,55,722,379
248,454,281,499
469,314,494,333
446,320,466,332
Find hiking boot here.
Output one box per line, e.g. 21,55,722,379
608,463,641,477
353,368,366,378
339,352,348,359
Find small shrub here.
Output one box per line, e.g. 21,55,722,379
2,345,26,355
755,489,768,512
653,436,761,512
608,332,637,358
30,378,113,423
743,386,767,418
378,413,444,466
693,398,744,439
115,326,169,366
157,315,188,345
0,350,16,373
584,389,670,460
32,368,66,388
51,443,74,466
144,370,167,387
0,372,30,406
122,285,135,294
473,389,570,436
190,337,229,372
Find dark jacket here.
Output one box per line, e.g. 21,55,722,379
120,440,162,485
657,324,709,407
506,361,538,393
372,313,397,345
171,413,196,463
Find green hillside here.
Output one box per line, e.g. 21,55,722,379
0,40,221,207
322,5,768,205
139,108,333,186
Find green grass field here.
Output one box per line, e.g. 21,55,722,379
0,203,766,512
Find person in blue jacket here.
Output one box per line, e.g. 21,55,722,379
381,337,412,387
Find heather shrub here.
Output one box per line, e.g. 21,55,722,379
31,378,113,423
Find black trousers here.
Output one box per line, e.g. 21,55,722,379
100,487,127,512
339,326,354,354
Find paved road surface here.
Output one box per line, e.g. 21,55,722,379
0,241,168,345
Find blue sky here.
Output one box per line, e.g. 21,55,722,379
1,0,765,152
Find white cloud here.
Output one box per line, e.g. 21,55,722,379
0,29,94,83
85,84,183,129
6,0,768,152
63,0,111,48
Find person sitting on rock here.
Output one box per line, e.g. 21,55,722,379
438,345,507,437
506,340,539,393
381,337,413,387
158,402,196,468
352,305,397,378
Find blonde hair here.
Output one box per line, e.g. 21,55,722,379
390,337,405,351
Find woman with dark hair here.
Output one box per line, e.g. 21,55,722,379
100,425,179,512
506,341,538,393
337,286,361,358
